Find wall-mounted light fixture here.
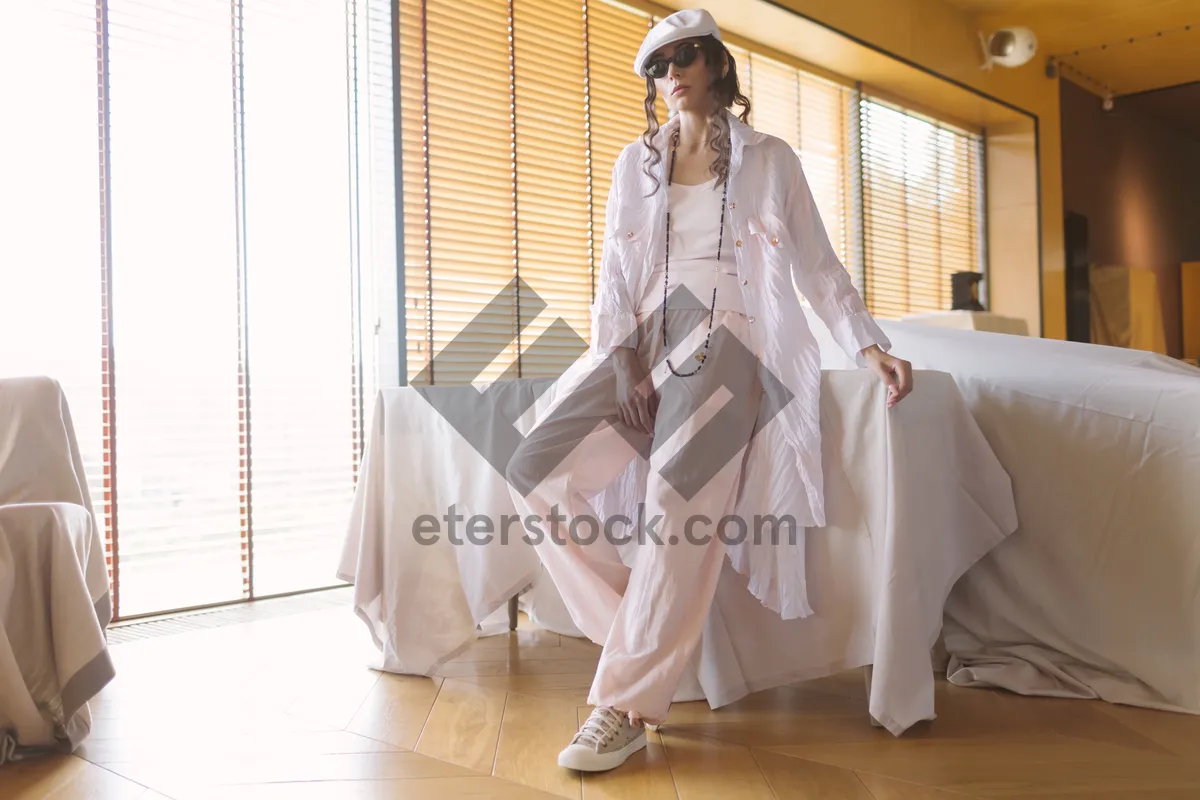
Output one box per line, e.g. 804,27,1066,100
979,27,1038,70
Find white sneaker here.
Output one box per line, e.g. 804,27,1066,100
557,706,646,772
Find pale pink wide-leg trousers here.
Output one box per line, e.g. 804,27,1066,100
506,308,762,724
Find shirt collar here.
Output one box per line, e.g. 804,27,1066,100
654,109,766,177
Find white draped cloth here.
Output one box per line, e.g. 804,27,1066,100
0,376,114,761
337,367,1017,735
815,321,1200,717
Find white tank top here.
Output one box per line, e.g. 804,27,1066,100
636,178,746,316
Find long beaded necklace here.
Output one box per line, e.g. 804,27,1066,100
661,129,730,378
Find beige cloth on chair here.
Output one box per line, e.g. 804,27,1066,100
0,503,114,761
0,376,113,760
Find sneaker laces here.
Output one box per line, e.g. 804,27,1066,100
0,732,15,766
571,706,627,749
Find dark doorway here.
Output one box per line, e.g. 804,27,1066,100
1064,211,1091,343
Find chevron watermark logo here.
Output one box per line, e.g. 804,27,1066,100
409,278,795,544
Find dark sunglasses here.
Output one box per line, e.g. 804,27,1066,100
645,41,704,80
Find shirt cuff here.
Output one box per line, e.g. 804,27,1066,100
590,309,639,358
827,310,892,367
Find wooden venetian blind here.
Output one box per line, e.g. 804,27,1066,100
398,0,430,383
428,0,517,386
860,97,983,319
401,0,655,385
744,52,857,283
587,1,655,294
513,0,592,379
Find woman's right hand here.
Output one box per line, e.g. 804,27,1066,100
612,347,657,436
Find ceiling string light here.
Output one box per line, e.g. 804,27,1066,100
1045,22,1197,105
1049,59,1116,99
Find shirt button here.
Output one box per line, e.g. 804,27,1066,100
626,231,634,239
748,316,755,323
735,240,743,247
741,279,748,286
770,237,779,246
730,202,737,209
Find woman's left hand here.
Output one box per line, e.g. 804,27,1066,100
861,345,913,408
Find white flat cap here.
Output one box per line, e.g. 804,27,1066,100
633,8,722,78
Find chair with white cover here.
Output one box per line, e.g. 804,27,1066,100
0,376,114,762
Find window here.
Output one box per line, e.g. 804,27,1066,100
859,97,984,319
239,1,365,599
1,0,389,618
104,0,245,615
0,1,105,531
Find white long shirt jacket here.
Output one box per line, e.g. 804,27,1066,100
550,110,891,620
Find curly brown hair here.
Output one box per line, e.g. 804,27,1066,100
640,36,752,195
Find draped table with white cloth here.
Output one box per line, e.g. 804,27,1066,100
0,376,114,762
337,368,1018,736
901,310,1029,337
815,321,1200,717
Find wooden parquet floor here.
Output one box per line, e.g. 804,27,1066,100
4,588,1199,799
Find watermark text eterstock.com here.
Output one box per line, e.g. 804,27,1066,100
412,504,800,547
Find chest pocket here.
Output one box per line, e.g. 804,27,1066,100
608,205,654,270
744,211,794,269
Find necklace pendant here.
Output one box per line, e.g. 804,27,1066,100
695,353,704,362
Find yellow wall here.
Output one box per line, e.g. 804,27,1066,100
1185,262,1200,361
985,120,1041,333
770,0,1065,338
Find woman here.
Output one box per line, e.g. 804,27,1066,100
505,8,912,773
